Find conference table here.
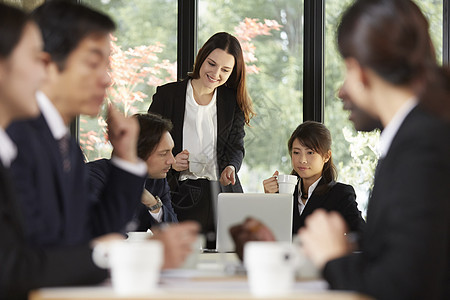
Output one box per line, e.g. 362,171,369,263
29,253,373,300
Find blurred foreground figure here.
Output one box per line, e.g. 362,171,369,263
300,0,450,299
232,1,450,299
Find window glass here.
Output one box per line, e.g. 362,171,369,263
198,0,304,192
80,0,177,161
324,0,443,216
0,0,43,11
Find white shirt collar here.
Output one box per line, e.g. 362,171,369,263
36,91,69,140
0,127,17,167
378,98,418,158
298,176,322,199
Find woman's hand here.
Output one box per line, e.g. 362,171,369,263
220,165,236,186
172,149,189,172
263,170,279,193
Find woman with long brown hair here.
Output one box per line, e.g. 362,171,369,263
149,32,254,248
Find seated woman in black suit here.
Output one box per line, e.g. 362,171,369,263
263,121,365,234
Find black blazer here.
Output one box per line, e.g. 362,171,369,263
7,115,147,247
87,158,178,231
0,161,106,300
323,106,450,300
293,179,365,234
148,79,245,193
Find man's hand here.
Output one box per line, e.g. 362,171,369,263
107,104,139,163
229,217,276,261
152,221,200,269
141,189,160,213
298,209,352,270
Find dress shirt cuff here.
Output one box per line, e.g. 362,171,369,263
149,209,163,223
111,156,147,177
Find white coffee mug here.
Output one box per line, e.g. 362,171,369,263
126,231,153,242
92,240,163,295
244,241,299,297
277,174,298,194
188,153,207,175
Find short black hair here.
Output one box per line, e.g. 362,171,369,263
0,3,30,58
31,1,115,70
135,113,173,160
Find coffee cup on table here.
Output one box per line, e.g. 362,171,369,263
126,231,153,242
277,174,298,194
244,241,299,297
92,240,163,295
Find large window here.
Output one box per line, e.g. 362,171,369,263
0,0,43,10
198,0,304,192
324,0,443,216
79,0,445,202
80,0,177,161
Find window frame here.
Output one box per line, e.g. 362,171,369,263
71,0,449,138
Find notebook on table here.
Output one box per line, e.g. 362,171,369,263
216,193,293,252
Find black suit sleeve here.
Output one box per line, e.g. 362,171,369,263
160,179,178,223
322,113,450,299
331,184,365,233
0,165,106,300
223,103,245,173
87,159,146,236
148,85,166,115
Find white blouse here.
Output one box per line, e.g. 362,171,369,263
297,176,322,215
180,80,219,181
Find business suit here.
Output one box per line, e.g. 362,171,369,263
149,79,245,247
323,106,450,299
88,158,178,231
293,179,365,234
148,78,245,193
0,161,107,300
7,115,147,247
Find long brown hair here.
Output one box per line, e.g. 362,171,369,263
189,32,255,125
287,121,337,184
337,0,450,120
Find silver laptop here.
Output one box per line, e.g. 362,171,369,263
216,193,293,252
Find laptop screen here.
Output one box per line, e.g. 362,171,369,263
216,193,294,252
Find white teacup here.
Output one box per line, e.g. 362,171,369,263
92,240,163,295
188,153,207,175
277,174,298,194
126,231,153,242
244,241,299,297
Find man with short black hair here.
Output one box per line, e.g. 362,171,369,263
7,0,148,246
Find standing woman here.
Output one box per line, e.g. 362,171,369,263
263,121,365,234
149,32,254,248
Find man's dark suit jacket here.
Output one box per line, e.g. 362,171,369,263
293,179,365,234
88,158,178,231
323,106,450,300
0,161,106,300
148,78,245,193
7,115,146,247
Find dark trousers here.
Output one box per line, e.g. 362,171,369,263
170,179,220,249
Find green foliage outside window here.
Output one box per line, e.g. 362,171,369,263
81,0,443,215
